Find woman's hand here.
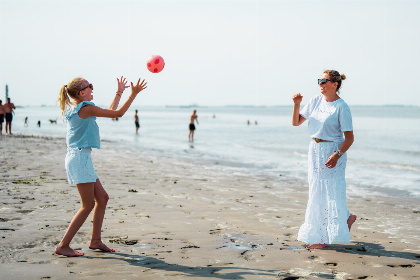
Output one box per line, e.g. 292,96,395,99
292,93,306,126
292,93,303,104
117,76,130,94
130,78,148,98
325,153,340,168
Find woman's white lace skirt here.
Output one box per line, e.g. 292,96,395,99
65,148,98,185
297,141,351,245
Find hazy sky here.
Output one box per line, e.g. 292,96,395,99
1,0,419,107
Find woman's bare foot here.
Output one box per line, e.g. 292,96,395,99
55,246,84,257
347,214,357,231
306,244,328,249
89,240,115,252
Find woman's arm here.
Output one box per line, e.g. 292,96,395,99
292,93,306,126
108,76,130,110
325,130,354,168
79,78,147,119
338,131,354,154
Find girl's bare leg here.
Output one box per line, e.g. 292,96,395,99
88,179,114,252
55,182,95,257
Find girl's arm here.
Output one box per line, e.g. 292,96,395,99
79,78,147,119
108,76,130,110
292,93,306,126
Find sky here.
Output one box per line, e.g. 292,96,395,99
0,0,419,107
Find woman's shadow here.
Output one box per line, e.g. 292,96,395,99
326,241,420,265
85,252,279,279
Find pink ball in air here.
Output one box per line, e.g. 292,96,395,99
147,55,165,73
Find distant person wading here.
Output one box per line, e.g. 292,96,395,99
189,110,199,142
0,100,4,135
4,98,16,135
134,109,140,134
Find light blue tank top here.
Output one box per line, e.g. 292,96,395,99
65,101,100,149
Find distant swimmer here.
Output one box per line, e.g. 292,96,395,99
134,109,140,134
24,116,29,127
189,109,198,142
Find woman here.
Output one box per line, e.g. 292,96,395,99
292,70,356,249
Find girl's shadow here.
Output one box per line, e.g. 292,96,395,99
86,252,279,279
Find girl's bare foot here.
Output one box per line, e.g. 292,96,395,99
89,240,115,252
306,244,328,249
347,214,357,231
55,246,84,257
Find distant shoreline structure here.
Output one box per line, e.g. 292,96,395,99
165,104,208,108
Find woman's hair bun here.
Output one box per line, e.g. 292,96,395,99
340,74,346,81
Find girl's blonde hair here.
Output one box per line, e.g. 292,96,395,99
323,70,346,93
57,77,85,117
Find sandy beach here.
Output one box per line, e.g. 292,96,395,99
1,135,420,279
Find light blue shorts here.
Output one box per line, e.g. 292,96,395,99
65,148,98,185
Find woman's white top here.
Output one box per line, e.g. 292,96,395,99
300,94,353,142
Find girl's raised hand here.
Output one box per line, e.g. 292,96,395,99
130,78,148,97
117,76,130,94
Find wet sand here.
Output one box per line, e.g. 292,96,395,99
1,135,420,279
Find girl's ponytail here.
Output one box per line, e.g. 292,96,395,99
58,85,71,118
57,77,85,118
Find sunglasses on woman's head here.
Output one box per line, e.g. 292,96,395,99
80,83,93,91
318,79,333,85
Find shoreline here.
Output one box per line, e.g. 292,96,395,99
11,103,420,202
12,128,420,203
1,135,420,279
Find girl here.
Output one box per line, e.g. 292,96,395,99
292,70,356,249
56,76,147,257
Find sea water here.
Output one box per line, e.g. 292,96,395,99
9,105,420,199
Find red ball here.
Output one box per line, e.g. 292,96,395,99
147,55,165,73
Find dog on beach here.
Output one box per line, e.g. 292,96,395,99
49,119,57,124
